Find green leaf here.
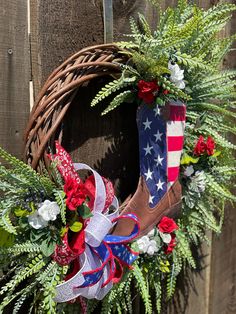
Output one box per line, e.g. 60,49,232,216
14,207,29,217
78,204,93,219
181,153,199,165
40,239,57,257
0,228,14,247
212,150,221,157
156,97,164,105
69,221,83,233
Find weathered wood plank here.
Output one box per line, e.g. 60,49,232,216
0,0,30,158
208,4,236,313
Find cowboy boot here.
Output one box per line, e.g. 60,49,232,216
113,100,186,237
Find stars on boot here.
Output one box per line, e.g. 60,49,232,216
149,195,154,204
144,168,153,180
154,154,164,166
153,105,160,117
156,179,165,191
144,143,153,155
143,118,152,130
154,130,163,142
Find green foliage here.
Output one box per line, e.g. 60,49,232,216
54,189,66,224
91,78,134,108
0,1,235,314
132,262,152,314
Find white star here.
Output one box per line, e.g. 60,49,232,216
149,195,154,204
115,245,119,250
153,106,160,117
144,168,153,180
143,118,152,130
156,179,165,191
154,130,163,142
143,143,153,156
154,155,164,166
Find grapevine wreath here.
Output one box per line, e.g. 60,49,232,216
0,1,236,313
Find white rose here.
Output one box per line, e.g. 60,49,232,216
137,236,150,253
28,211,48,229
38,200,60,221
184,165,194,177
168,61,185,89
147,245,155,256
160,232,172,244
147,240,158,256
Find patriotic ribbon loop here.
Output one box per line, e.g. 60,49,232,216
52,149,140,302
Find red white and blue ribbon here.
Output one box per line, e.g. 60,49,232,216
50,145,140,302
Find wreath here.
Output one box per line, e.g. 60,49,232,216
0,1,236,313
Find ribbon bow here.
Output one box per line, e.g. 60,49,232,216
49,143,140,302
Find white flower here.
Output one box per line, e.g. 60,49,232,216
137,236,150,253
160,232,172,244
38,200,60,221
192,171,206,193
168,61,185,89
184,165,195,177
147,229,155,238
146,239,158,256
28,211,48,229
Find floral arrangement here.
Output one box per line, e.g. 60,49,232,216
0,1,236,314
0,143,140,313
88,1,236,313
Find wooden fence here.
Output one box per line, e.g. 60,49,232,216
0,1,235,313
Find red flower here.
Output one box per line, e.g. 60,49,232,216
164,234,177,255
158,216,178,233
206,136,215,156
193,135,206,156
64,178,86,211
137,80,159,104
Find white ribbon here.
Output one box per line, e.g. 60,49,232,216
55,163,119,302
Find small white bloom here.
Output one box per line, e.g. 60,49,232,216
168,61,185,89
184,165,194,177
160,232,172,244
192,171,206,192
147,245,155,256
38,200,60,222
146,240,158,256
147,229,155,238
137,236,150,253
28,211,48,229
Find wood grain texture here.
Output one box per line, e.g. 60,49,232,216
208,4,236,313
0,0,29,158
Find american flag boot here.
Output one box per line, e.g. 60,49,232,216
114,100,186,237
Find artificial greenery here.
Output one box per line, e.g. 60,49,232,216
86,0,236,313
0,1,235,313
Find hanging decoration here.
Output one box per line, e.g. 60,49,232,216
0,1,236,314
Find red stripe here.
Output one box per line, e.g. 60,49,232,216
169,105,186,121
168,136,184,151
168,167,179,182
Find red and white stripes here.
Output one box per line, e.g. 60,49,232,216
167,101,186,187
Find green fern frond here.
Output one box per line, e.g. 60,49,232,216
0,241,41,255
190,102,236,119
102,90,134,115
175,230,196,268
91,78,133,107
53,189,66,225
205,173,236,201
132,262,152,314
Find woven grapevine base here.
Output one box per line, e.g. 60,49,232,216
24,44,128,172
